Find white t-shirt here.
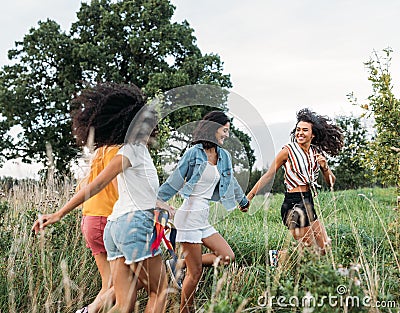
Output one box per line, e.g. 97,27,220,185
108,143,159,221
191,162,220,200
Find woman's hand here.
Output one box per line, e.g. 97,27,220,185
166,205,176,219
239,199,250,213
316,153,336,186
31,212,62,234
156,200,176,218
315,153,329,171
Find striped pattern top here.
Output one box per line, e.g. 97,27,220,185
282,142,320,191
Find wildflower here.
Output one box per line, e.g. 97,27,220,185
302,292,315,312
337,265,349,276
350,263,361,272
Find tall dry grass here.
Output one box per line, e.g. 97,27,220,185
0,180,398,312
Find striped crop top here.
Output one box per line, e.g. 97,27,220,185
282,142,320,191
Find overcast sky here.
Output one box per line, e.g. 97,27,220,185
1,0,400,177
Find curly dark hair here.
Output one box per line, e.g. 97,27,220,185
290,108,344,156
71,82,146,148
192,111,230,149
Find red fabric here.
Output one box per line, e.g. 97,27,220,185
150,210,177,259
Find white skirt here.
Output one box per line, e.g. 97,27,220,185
173,197,217,243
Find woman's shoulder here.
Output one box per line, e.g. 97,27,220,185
275,145,290,163
186,144,207,155
282,142,294,149
282,142,300,154
180,145,195,157
101,145,120,158
218,146,231,158
177,145,199,163
118,143,148,157
104,145,121,153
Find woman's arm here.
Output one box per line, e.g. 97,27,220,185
32,154,128,233
247,148,288,200
231,175,249,211
111,178,118,192
157,150,191,202
316,153,336,186
321,166,336,186
219,148,249,211
155,199,176,218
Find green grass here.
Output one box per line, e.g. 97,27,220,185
0,183,399,312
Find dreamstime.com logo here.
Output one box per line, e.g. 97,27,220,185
257,285,399,309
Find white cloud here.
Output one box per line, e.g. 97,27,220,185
169,0,400,122
0,0,83,65
0,159,43,179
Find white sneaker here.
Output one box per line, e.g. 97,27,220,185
269,250,279,267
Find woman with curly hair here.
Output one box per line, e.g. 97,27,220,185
247,108,344,257
73,144,120,313
32,82,168,313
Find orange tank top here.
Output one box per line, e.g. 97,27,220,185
81,145,120,217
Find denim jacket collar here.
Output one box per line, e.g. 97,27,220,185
158,144,248,211
193,144,222,160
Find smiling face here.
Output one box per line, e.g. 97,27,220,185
295,121,314,146
215,122,230,145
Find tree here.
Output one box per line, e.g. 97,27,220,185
0,0,243,175
332,115,375,190
245,166,285,195
154,110,255,186
0,20,80,173
350,48,400,197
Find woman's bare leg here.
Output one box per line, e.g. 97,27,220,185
174,233,235,270
290,225,313,245
180,243,203,313
311,220,331,254
290,220,331,255
131,255,167,313
87,252,115,312
107,258,139,313
202,233,235,266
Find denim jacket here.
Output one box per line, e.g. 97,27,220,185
158,144,249,211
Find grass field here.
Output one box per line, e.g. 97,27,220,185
0,182,399,312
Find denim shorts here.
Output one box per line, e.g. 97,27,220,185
281,191,317,229
81,216,107,256
103,209,161,264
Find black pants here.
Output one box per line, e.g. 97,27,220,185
281,191,317,229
